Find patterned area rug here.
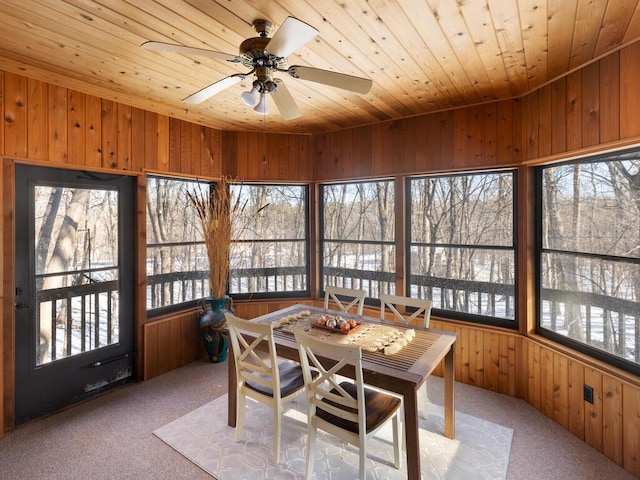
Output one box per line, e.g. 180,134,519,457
154,393,513,480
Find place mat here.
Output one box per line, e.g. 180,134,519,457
271,309,415,355
154,392,513,480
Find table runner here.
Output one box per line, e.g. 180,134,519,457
271,309,415,355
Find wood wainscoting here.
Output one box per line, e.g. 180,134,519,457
143,309,202,381
415,314,640,476
420,315,640,476
142,300,311,381
427,318,521,397
522,336,640,476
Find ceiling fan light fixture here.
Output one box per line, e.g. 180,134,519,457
254,92,269,114
241,85,260,106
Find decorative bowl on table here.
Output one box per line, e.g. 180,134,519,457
311,314,361,335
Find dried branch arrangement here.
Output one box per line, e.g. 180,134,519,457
186,175,239,299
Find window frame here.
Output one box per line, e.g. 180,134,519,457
145,175,210,317
319,178,396,303
536,151,640,376
406,169,519,329
228,182,311,301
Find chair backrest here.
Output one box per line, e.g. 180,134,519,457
294,330,365,444
323,285,366,316
379,293,432,327
226,313,280,397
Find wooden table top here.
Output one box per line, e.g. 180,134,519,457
252,303,457,390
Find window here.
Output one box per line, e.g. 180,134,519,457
407,171,516,326
146,176,209,313
320,180,395,297
538,152,640,374
229,183,309,298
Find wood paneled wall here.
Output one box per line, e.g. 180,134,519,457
0,73,211,174
310,42,640,477
1,41,639,476
143,309,202,380
0,72,313,179
314,103,524,180
523,338,640,475
0,70,313,436
522,50,626,159
431,317,640,475
222,131,313,182
428,319,520,396
314,43,640,182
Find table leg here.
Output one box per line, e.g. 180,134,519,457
444,346,455,439
403,384,421,480
228,351,237,427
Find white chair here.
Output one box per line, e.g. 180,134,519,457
379,294,432,419
226,312,307,465
323,285,366,315
294,330,403,480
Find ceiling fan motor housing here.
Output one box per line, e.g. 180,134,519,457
239,19,288,70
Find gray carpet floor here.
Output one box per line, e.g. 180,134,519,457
0,359,635,480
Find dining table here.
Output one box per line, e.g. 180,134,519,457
227,304,457,480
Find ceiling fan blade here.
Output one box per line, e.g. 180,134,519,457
141,41,241,63
182,74,245,104
271,78,302,120
265,17,318,58
286,66,372,95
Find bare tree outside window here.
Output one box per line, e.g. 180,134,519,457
321,180,396,297
408,171,516,323
146,176,210,312
35,186,120,364
229,184,308,296
540,155,640,369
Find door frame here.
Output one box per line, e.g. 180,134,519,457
1,159,145,434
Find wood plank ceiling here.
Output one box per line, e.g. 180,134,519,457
1,0,639,134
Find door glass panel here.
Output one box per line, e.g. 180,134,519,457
34,186,120,365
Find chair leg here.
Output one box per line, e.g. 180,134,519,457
419,384,428,420
305,424,316,480
235,391,246,442
358,436,366,480
272,403,282,465
392,413,402,469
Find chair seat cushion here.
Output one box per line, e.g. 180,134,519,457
317,382,402,434
245,360,308,397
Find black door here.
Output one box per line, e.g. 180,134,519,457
14,165,135,424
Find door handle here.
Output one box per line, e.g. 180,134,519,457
15,303,30,309
83,352,133,368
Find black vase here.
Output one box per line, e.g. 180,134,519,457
199,295,232,363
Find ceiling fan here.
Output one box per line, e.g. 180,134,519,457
141,16,373,120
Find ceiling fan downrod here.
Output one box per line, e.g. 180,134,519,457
252,19,274,37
